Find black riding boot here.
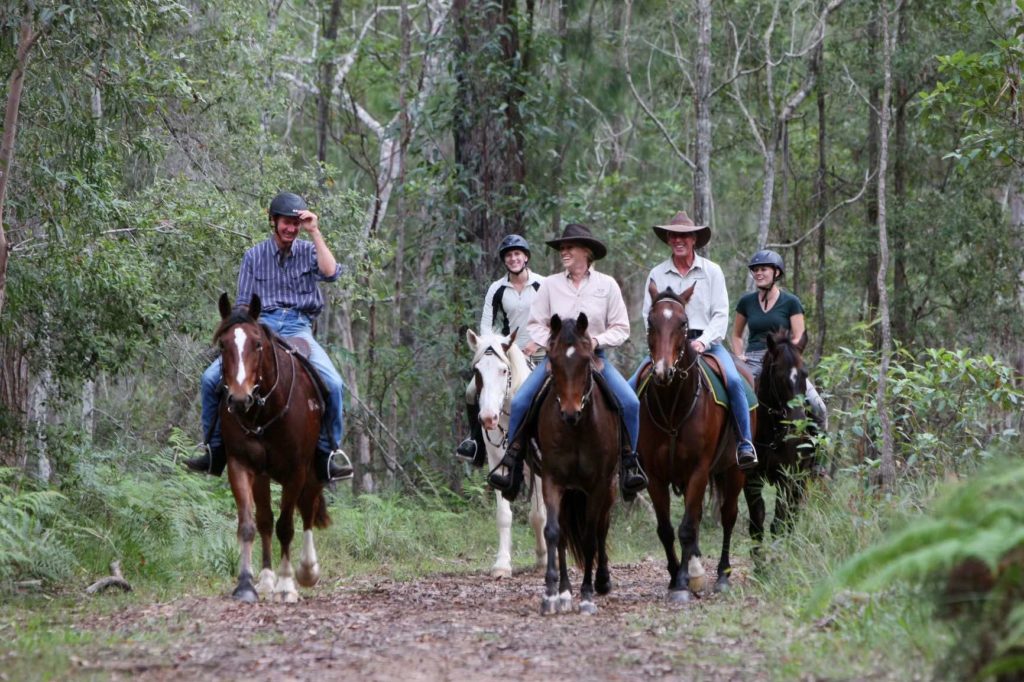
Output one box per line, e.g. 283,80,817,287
736,440,758,470
184,444,227,476
455,403,487,468
317,449,354,483
619,448,649,502
488,438,526,502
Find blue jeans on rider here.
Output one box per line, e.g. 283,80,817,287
507,350,640,451
201,307,344,455
627,344,753,451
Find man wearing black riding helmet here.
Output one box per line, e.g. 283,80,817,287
185,191,353,483
455,234,545,465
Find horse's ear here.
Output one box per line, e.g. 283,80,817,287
249,294,262,320
576,313,589,336
647,279,659,303
766,332,777,352
680,283,697,303
466,328,480,351
507,328,518,348
219,293,232,320
550,315,562,339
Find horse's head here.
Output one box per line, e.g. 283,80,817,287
763,330,808,416
467,328,518,431
646,281,696,385
547,313,596,426
215,292,272,414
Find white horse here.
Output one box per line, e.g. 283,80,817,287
466,329,547,578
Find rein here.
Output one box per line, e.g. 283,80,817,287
227,332,300,438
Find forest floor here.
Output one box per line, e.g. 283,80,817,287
29,557,788,681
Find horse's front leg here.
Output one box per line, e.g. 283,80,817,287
649,481,682,594
528,467,548,569
227,461,258,603
674,471,709,603
272,483,301,603
715,468,744,593
540,479,562,616
254,473,276,597
743,473,767,567
578,509,597,615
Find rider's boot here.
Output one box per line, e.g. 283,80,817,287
619,446,649,502
455,403,487,468
317,448,354,483
184,443,226,476
488,436,526,502
736,439,758,470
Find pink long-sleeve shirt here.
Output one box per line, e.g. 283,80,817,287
527,268,631,350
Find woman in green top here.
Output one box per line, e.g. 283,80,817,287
730,249,827,429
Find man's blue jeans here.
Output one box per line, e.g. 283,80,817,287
201,308,344,455
507,350,640,451
628,344,753,446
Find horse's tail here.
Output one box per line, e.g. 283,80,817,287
313,490,332,529
560,490,589,566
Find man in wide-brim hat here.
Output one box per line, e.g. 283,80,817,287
488,222,649,501
635,210,758,469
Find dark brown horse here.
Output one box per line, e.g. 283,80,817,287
743,330,815,556
637,283,751,602
532,313,619,615
215,292,330,603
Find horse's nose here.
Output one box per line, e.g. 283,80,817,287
479,410,499,431
227,392,254,413
561,409,582,426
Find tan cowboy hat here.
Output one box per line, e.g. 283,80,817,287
544,223,607,260
653,211,711,250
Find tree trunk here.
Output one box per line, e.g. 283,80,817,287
0,17,40,318
864,13,882,335
876,0,897,491
452,0,526,289
693,0,714,227
812,52,828,366
891,2,910,343
317,0,343,168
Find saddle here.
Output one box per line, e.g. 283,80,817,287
637,353,757,412
261,325,330,414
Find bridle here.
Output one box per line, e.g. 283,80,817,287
224,325,298,437
476,345,514,448
551,343,596,414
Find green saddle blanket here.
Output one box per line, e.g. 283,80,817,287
637,357,756,412
698,357,757,412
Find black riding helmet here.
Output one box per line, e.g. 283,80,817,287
748,249,785,278
498,234,531,259
268,192,308,223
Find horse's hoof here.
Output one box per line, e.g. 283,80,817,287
231,586,259,604
273,590,299,604
596,576,612,595
491,566,513,579
557,590,573,614
668,589,692,604
714,577,731,594
540,596,558,615
579,600,598,615
295,563,320,588
255,569,276,596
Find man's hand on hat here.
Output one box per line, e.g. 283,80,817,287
297,210,320,234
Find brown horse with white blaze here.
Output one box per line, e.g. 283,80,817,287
215,292,330,603
637,282,751,602
533,313,619,616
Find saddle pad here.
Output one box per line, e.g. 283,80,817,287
698,357,757,412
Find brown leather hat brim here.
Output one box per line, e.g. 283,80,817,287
545,237,607,260
653,225,711,250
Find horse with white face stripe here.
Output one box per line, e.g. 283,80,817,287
466,330,547,578
215,292,331,604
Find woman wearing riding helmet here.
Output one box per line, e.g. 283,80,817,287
730,249,827,429
455,234,546,465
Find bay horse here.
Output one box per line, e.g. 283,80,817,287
532,313,618,615
214,292,330,603
465,329,547,578
743,329,815,556
637,282,751,602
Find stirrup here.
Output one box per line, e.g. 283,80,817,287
326,448,354,482
455,438,478,462
736,440,758,470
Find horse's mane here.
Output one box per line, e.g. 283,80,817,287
212,309,260,344
472,333,531,391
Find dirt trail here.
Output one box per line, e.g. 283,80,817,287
70,558,765,681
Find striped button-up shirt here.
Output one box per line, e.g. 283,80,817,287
641,255,729,349
527,268,630,350
236,237,341,319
